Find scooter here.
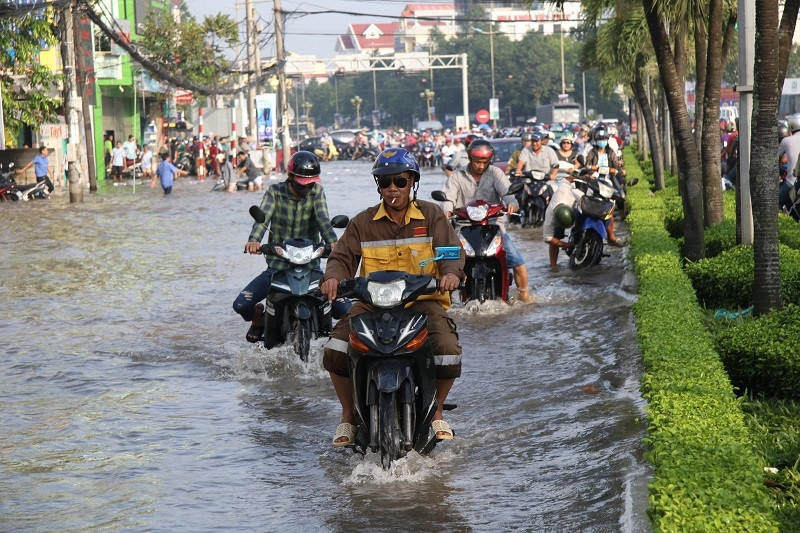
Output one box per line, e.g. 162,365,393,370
248,205,349,362
566,173,617,270
0,163,16,201
416,143,435,169
334,259,459,469
431,181,523,303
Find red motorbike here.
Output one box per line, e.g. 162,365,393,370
432,181,523,303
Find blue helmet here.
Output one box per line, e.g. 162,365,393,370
372,148,421,182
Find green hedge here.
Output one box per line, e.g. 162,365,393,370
624,148,779,532
716,304,800,400
685,244,800,310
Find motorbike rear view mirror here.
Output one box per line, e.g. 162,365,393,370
330,214,349,228
249,205,266,223
628,177,639,187
430,190,447,202
418,246,461,268
507,181,524,196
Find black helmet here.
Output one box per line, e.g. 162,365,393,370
372,148,420,182
530,131,545,142
554,204,575,228
593,128,609,141
287,151,321,184
467,139,495,160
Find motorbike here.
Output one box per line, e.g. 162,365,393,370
248,205,349,362
0,163,50,201
0,163,16,201
509,166,556,227
566,172,617,270
431,181,523,303
334,262,460,469
416,143,436,169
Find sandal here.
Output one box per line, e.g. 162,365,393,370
332,422,356,447
246,304,265,343
608,238,628,248
432,419,454,440
245,323,264,343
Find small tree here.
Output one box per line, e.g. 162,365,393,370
0,10,61,145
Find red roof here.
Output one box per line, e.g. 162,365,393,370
348,23,397,52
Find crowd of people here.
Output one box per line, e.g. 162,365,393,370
236,125,633,446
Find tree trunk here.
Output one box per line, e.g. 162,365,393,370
751,0,783,315
778,0,800,91
632,61,664,190
701,0,725,227
693,5,707,151
642,0,705,261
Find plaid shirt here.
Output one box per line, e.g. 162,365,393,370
248,180,338,271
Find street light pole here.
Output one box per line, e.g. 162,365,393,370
419,89,435,121
350,95,362,128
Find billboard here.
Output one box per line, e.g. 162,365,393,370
255,93,277,144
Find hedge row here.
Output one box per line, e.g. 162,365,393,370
685,244,800,310
715,304,800,400
625,149,779,531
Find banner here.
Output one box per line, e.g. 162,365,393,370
255,93,277,143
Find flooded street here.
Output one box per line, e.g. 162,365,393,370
1,161,650,531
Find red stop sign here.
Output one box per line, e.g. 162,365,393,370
475,109,490,124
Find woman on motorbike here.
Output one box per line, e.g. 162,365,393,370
581,129,627,248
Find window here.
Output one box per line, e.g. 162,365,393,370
94,24,111,53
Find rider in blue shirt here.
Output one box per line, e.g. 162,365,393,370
17,146,54,192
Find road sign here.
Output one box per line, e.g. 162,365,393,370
476,109,490,123
489,98,499,120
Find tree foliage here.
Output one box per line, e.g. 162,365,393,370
0,9,61,145
137,1,237,90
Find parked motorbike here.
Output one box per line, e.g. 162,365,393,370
334,266,459,469
248,205,349,362
565,173,617,270
431,181,523,303
0,163,16,201
0,163,50,201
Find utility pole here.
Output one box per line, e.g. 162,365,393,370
246,0,257,140
273,0,290,169
60,1,83,203
74,8,97,191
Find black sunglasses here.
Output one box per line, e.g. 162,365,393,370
377,175,410,189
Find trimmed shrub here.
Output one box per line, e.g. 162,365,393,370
623,148,779,532
716,304,800,400
685,244,800,310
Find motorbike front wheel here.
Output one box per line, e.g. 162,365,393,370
568,230,603,270
379,391,401,470
291,319,312,362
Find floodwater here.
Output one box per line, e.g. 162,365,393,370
0,161,651,532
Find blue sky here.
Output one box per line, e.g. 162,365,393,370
184,0,414,58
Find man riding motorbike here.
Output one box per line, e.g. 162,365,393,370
441,139,535,303
514,131,559,181
234,151,338,342
320,148,465,447
506,132,533,176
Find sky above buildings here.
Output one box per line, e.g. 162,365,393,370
184,0,414,59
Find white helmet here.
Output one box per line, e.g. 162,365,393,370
788,114,800,133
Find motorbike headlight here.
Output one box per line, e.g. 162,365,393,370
460,235,475,257
485,234,503,256
466,204,489,222
367,278,406,308
276,244,320,264
598,180,615,199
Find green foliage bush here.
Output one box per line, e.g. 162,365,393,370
623,148,779,531
716,305,800,401
685,244,800,310
778,214,800,250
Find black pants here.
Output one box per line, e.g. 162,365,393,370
36,176,54,193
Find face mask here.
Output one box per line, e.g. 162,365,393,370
596,140,608,149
